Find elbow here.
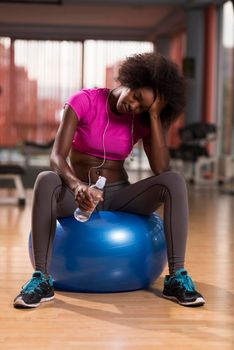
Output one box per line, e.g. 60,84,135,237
50,153,62,172
151,160,171,176
154,167,170,176
50,154,56,170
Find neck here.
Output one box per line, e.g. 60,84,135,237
108,88,122,115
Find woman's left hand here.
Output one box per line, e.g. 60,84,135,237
149,91,167,117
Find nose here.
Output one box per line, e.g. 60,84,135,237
130,100,140,113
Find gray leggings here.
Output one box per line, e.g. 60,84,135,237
32,170,188,276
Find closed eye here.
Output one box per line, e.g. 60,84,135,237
133,94,150,111
133,94,140,101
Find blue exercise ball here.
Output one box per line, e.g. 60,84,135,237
29,211,167,293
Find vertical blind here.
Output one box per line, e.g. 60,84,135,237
0,39,83,146
0,38,153,147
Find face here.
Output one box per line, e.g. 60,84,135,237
116,87,155,115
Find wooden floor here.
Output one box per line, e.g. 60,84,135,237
0,183,233,350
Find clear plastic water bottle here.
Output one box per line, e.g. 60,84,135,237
74,176,106,222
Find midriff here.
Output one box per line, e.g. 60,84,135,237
69,148,128,184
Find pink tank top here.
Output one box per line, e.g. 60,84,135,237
65,88,150,160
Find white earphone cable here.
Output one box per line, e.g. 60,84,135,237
87,90,135,186
87,91,111,186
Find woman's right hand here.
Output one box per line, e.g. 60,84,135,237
74,183,95,211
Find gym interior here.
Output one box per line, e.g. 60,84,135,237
0,1,233,349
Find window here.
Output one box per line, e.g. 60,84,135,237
221,1,234,155
0,39,153,146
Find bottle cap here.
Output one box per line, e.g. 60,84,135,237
95,176,106,189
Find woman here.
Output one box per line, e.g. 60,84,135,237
14,52,205,308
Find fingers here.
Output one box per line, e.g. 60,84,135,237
74,184,104,212
76,195,95,211
75,184,102,211
156,90,167,105
78,201,95,211
89,188,103,202
77,188,93,205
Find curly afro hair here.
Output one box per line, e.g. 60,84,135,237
117,52,186,129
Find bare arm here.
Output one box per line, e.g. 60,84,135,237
50,105,82,191
143,93,170,175
50,105,101,211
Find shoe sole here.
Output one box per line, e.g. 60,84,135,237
162,294,205,307
14,295,55,308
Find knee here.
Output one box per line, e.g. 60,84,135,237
34,171,62,192
155,171,187,197
164,171,186,186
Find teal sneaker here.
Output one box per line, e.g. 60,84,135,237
14,271,54,308
162,268,205,307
